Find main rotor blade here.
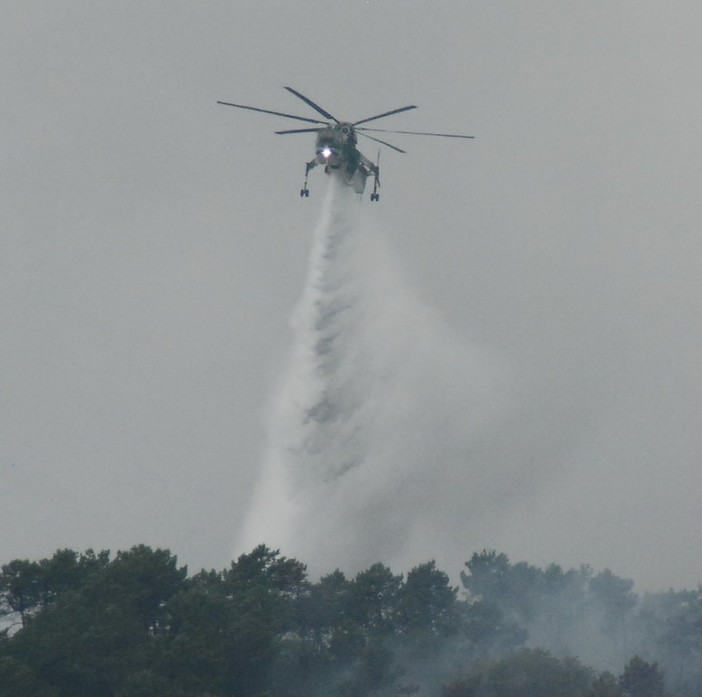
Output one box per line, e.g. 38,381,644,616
217,101,328,125
284,86,339,123
357,131,406,154
353,105,417,126
275,127,323,135
357,126,474,139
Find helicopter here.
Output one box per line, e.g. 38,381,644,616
217,86,474,201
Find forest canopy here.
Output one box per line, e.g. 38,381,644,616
0,545,697,697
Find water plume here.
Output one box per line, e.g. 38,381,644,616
241,178,506,576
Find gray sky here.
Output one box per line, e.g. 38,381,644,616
3,1,702,591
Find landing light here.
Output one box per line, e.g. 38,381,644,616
321,147,333,159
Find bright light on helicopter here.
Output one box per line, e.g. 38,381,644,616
321,147,333,159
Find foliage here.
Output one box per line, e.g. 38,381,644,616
0,655,58,697
396,561,459,640
620,656,667,697
0,545,698,697
442,649,622,697
0,548,110,630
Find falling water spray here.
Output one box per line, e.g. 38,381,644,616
240,178,507,577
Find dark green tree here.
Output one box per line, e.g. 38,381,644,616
460,600,528,655
347,563,402,636
162,545,308,697
460,550,512,602
0,655,58,697
587,569,638,654
114,669,174,697
38,548,111,604
102,545,187,635
395,561,458,640
460,551,543,624
589,570,637,625
295,569,365,661
158,582,240,696
10,584,149,696
619,656,666,697
0,559,43,629
0,549,110,630
442,649,622,697
5,546,185,697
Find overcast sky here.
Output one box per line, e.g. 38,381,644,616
3,1,702,591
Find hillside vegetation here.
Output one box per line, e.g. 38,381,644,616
1,545,697,697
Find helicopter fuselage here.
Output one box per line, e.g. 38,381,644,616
314,123,372,194
315,123,357,167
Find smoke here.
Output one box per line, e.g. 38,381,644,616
240,177,533,577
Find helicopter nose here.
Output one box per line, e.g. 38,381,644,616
316,146,339,167
317,146,335,160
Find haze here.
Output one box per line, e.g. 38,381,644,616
2,2,702,591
